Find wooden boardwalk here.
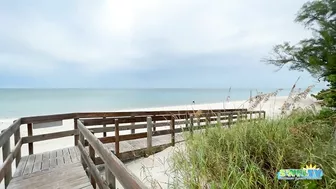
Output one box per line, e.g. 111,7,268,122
6,132,184,188
14,147,80,177
8,146,91,189
0,109,264,189
8,162,92,189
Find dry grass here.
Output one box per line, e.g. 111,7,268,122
172,108,336,189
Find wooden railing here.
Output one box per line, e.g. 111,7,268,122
80,110,265,161
0,108,265,188
77,120,148,189
0,119,22,188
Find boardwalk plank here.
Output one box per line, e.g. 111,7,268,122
62,148,70,156
36,177,92,189
41,159,50,171
11,166,83,184
42,151,50,160
57,149,63,157
32,162,42,173
152,136,167,146
128,138,147,149
50,150,57,159
23,155,35,175
64,154,72,164
119,141,135,152
11,163,83,182
34,153,43,162
8,162,92,189
32,154,43,173
13,156,28,177
73,146,79,156
75,155,80,162
56,156,65,166
69,147,78,162
50,158,57,168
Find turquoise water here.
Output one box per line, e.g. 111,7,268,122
0,88,322,118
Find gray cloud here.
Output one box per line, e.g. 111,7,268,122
0,0,323,88
0,0,310,72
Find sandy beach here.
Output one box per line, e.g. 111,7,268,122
0,95,321,189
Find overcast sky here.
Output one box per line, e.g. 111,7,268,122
0,0,327,88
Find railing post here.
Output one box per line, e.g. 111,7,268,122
147,117,153,156
185,113,189,128
170,116,175,146
190,114,194,135
103,117,107,137
228,113,232,128
131,116,135,134
89,142,96,189
237,112,241,122
217,112,221,126
2,136,11,188
105,164,116,189
206,113,210,126
197,116,201,127
27,123,33,155
153,114,156,132
74,118,79,146
79,130,87,170
14,126,21,167
114,119,120,158
243,112,247,120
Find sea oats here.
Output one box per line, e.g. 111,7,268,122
281,77,300,114
248,93,269,110
195,110,202,118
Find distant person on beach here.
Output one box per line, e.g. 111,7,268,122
192,100,195,104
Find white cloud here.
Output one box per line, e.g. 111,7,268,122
0,53,56,75
0,0,311,73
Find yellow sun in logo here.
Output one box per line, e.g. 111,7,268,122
303,164,319,170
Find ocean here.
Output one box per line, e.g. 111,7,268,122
0,88,322,118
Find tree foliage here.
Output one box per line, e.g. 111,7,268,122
265,0,336,107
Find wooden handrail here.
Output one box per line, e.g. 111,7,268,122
0,111,261,148
81,115,174,126
77,141,108,189
81,110,250,126
97,119,238,144
20,108,247,124
0,119,21,147
0,138,22,183
21,113,76,124
77,120,148,189
0,119,22,188
22,130,77,144
18,112,258,144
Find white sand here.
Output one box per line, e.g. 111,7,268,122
0,95,321,189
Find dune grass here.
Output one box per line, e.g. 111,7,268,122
172,108,336,189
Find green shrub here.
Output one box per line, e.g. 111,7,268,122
172,110,336,189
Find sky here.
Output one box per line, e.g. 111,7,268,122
0,0,328,89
